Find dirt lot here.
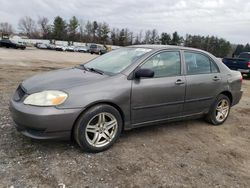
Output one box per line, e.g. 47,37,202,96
0,48,250,188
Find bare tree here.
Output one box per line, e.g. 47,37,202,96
110,28,119,45
138,30,143,44
37,17,50,39
18,16,37,38
150,29,159,44
84,21,93,42
79,19,85,42
144,30,152,44
0,22,14,34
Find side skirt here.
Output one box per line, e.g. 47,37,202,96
125,112,205,130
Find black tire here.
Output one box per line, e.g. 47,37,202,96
74,104,123,152
205,94,231,125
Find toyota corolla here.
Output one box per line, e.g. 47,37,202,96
10,45,243,152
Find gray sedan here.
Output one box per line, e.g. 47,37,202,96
10,45,243,152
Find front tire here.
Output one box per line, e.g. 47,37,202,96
206,94,231,125
74,104,122,152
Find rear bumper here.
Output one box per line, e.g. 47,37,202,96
9,99,82,140
89,49,99,54
238,69,250,74
232,90,243,106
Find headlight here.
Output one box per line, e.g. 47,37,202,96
23,90,68,106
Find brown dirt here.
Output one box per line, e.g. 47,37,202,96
0,47,250,188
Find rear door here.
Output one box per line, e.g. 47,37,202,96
131,50,186,125
183,51,223,115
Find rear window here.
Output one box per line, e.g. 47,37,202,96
238,53,250,60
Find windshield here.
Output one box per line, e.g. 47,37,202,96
90,44,97,48
83,47,152,75
10,40,17,43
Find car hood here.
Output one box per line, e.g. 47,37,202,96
22,67,108,94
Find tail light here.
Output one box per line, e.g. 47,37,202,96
248,62,250,68
240,75,243,82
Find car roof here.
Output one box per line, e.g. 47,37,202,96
129,44,207,53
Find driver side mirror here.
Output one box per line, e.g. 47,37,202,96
135,68,154,79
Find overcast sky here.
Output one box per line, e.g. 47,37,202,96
0,0,249,44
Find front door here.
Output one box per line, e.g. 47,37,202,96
131,51,186,125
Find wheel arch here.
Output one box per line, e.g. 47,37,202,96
70,101,125,140
220,90,233,105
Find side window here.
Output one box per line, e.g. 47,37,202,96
140,51,181,78
184,52,212,75
211,61,219,73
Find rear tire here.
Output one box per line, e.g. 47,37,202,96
205,94,231,125
74,104,122,152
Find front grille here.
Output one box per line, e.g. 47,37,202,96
13,85,26,101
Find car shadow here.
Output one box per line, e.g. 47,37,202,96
17,118,209,153
120,118,208,137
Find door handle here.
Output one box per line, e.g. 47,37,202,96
213,76,221,81
175,79,185,85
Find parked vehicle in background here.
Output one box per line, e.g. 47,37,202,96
65,46,75,52
74,46,89,53
89,44,107,55
10,45,243,152
55,45,66,51
34,42,42,48
223,52,250,77
0,39,26,50
36,43,48,49
46,44,56,50
35,43,56,50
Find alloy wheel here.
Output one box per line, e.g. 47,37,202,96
215,99,230,122
85,112,118,147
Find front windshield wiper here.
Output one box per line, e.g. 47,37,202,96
78,64,88,71
78,64,104,75
88,67,104,75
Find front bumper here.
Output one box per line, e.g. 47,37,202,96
9,99,82,140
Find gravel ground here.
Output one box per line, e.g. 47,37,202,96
0,48,250,188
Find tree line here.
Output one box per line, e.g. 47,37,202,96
0,16,249,57
233,44,250,56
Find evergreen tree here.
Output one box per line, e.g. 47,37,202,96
68,16,79,42
53,16,67,40
92,21,98,42
171,31,183,45
160,32,171,45
97,22,110,44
